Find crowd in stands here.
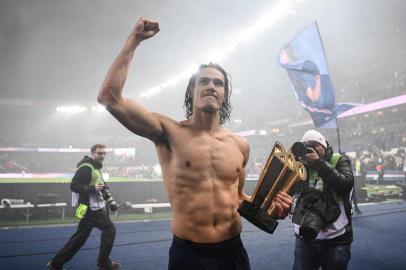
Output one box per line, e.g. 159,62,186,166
0,150,161,180
353,147,405,172
1,132,404,180
1,84,405,180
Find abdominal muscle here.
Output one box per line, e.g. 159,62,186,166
169,177,242,243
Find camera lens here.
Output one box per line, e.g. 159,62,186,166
292,142,308,158
299,211,323,240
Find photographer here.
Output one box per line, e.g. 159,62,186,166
291,130,354,270
47,144,120,270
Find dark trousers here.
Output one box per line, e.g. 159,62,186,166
168,234,251,270
293,237,351,270
51,208,116,267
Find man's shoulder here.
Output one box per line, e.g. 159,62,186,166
152,113,190,137
76,165,93,174
152,112,181,125
224,129,249,151
335,153,351,162
72,165,92,183
331,153,352,169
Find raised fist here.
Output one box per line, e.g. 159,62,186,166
133,17,160,41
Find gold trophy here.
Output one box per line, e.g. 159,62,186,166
238,141,307,234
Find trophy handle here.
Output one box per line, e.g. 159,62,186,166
238,141,307,234
266,157,307,216
260,151,296,210
249,142,286,206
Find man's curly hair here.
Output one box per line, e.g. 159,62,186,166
183,63,232,125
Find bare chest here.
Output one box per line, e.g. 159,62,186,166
162,133,244,182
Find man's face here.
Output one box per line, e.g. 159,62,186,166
192,67,225,114
306,141,326,158
91,147,107,163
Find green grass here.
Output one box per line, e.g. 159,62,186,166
364,184,401,194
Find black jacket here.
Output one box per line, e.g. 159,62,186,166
299,154,354,245
70,156,103,206
312,154,354,199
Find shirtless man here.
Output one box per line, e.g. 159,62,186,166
97,17,292,270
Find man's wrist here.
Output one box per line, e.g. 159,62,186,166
128,34,142,47
310,159,324,171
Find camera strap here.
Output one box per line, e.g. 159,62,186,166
308,170,323,190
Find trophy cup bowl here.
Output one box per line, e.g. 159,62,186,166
238,141,307,234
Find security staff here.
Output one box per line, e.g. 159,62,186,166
47,144,120,270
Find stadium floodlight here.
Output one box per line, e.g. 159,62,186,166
140,86,162,99
233,1,292,44
56,105,88,114
204,48,229,63
237,129,256,137
259,129,268,135
140,66,198,99
91,105,105,112
139,0,297,99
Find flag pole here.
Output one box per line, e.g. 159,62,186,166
336,118,342,153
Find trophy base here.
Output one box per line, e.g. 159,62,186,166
238,200,279,234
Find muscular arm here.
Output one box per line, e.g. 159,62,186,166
304,149,353,197
237,137,250,202
314,156,354,197
236,138,292,217
238,168,251,202
97,17,165,143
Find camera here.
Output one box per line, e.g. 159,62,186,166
291,188,340,240
101,186,119,212
298,211,323,240
291,142,315,158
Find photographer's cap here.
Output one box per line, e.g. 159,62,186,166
301,130,327,148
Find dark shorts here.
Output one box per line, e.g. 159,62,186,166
168,234,251,270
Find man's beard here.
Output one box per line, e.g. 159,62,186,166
201,103,219,114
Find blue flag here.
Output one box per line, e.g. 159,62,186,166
278,21,357,128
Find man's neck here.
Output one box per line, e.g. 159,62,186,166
90,157,103,169
191,110,221,132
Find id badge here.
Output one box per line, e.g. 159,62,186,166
75,204,88,219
